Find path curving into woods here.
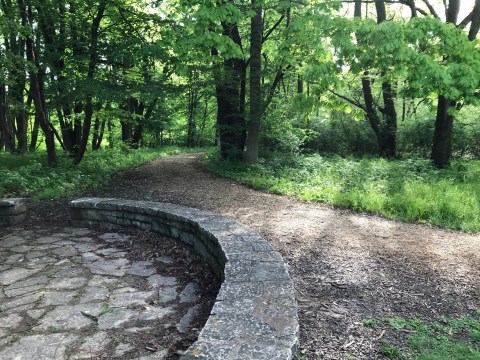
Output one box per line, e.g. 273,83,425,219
83,153,480,359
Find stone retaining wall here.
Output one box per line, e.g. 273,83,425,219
70,198,299,360
0,198,26,226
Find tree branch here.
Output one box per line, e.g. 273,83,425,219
421,0,441,19
262,14,285,43
329,89,366,112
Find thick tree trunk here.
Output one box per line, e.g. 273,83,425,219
212,21,246,161
121,121,132,143
380,81,397,157
245,2,263,163
431,96,454,168
430,0,474,167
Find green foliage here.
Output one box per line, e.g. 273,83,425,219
0,147,207,200
363,318,379,329
206,153,480,232
378,315,480,360
379,342,406,359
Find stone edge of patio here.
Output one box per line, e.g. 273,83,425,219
0,198,26,226
70,197,299,360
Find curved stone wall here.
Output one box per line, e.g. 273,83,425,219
70,198,299,359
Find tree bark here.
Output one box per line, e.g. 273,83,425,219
73,1,106,165
0,84,8,151
212,20,247,161
245,1,263,163
21,0,57,166
353,0,397,157
431,96,454,167
431,0,477,167
29,111,40,152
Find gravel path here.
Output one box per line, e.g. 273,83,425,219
85,153,480,359
18,153,480,359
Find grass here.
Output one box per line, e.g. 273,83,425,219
368,314,480,359
99,306,113,316
0,146,208,201
205,152,480,232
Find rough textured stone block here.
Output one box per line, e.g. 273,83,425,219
69,198,299,360
0,198,27,226
0,198,26,215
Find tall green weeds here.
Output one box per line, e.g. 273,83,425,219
205,153,480,232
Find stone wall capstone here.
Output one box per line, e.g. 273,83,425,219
0,198,26,226
70,198,299,360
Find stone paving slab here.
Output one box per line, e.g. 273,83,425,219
0,226,207,359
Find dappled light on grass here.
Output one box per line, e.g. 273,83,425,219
205,153,480,232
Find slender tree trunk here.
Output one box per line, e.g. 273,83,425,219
73,1,106,165
186,69,198,148
92,116,101,150
21,0,57,165
1,91,16,153
353,0,397,157
29,112,40,151
245,1,263,163
107,116,114,149
14,87,28,154
121,98,133,144
131,101,145,149
0,84,7,151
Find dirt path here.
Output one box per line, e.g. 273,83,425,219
83,153,480,359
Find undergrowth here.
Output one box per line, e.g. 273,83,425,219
205,152,480,232
0,146,206,200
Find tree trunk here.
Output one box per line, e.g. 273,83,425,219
21,0,57,165
430,0,473,167
431,96,454,168
92,115,104,150
29,112,40,152
107,116,114,149
186,70,198,148
245,1,263,163
0,86,16,153
14,87,28,154
353,0,397,157
0,84,7,151
121,98,134,144
28,71,57,166
73,1,106,165
212,21,246,161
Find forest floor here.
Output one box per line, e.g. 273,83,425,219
29,153,480,359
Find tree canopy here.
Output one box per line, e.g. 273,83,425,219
1,0,479,167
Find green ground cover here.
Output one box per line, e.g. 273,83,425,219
0,147,205,200
364,313,480,359
206,153,480,232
